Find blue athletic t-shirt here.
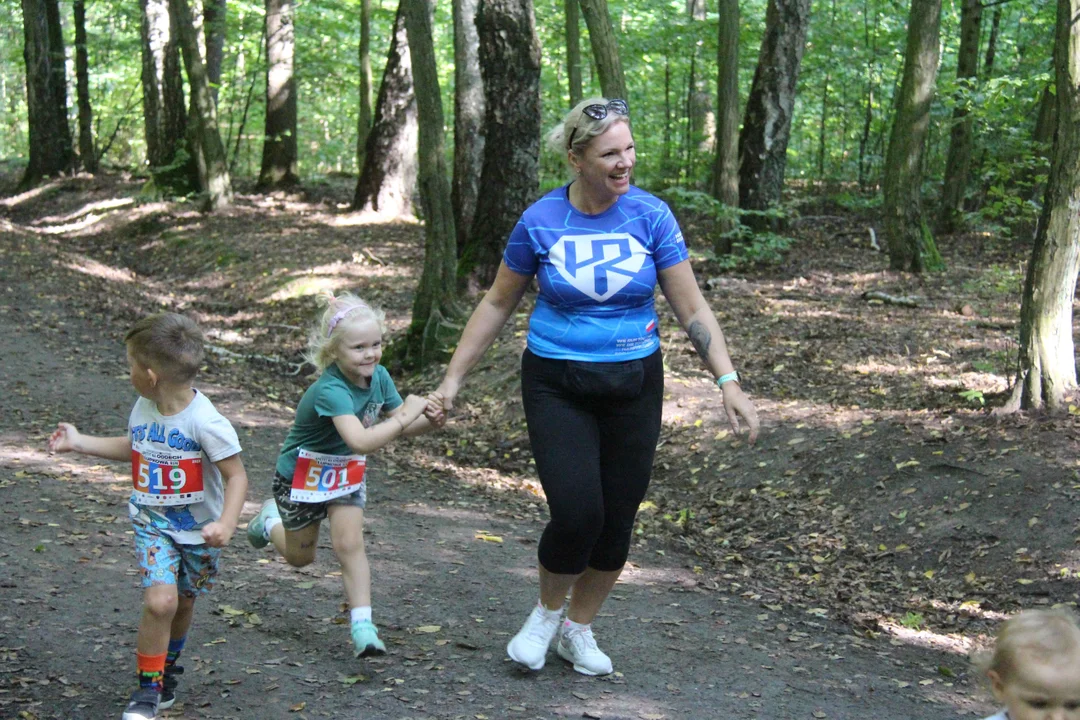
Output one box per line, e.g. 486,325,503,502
502,185,689,361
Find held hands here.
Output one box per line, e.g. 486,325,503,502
720,382,760,445
201,520,235,548
398,394,429,428
48,423,81,454
423,391,448,428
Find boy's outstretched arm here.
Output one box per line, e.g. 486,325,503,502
201,454,248,548
48,422,131,462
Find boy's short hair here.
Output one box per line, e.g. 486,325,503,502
125,313,205,383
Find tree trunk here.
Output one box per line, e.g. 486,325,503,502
140,0,191,190
565,0,583,106
461,0,541,285
1033,83,1056,150
73,0,97,173
881,0,942,272
983,6,1001,77
173,0,233,210
357,0,373,171
1001,0,1080,414
737,0,811,230
352,4,417,217
203,0,226,105
257,0,299,190
688,0,713,160
400,0,460,366
936,0,981,234
817,72,829,180
20,0,73,189
576,0,626,101
710,0,739,248
452,0,484,253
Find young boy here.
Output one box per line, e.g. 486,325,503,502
48,313,248,720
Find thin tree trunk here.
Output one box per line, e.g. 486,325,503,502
461,0,541,284
857,0,877,188
983,6,1002,76
258,0,299,189
357,0,373,171
663,56,672,173
352,4,417,216
688,0,713,161
140,0,190,190
936,0,981,234
173,0,233,210
737,0,811,230
73,0,97,172
452,0,484,252
401,0,459,366
576,0,626,100
881,0,942,272
565,0,583,106
1001,0,1080,413
817,72,829,180
20,0,73,188
711,0,739,247
203,0,226,105
1033,83,1056,149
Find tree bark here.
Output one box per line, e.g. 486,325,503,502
352,4,417,217
936,0,981,235
257,0,300,190
710,0,739,248
401,0,460,366
1033,83,1056,150
565,0,583,106
357,0,373,171
1002,0,1080,413
737,0,811,230
688,0,714,159
203,0,226,104
140,0,190,190
881,0,942,272
452,0,484,253
983,6,1001,77
173,0,233,210
461,0,541,285
20,0,73,188
73,0,97,173
576,0,626,101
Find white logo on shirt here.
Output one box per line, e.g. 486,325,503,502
549,233,647,301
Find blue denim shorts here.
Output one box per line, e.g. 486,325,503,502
133,521,221,597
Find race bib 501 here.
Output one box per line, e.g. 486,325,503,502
290,449,366,503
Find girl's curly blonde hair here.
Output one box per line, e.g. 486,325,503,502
305,291,387,372
973,608,1080,682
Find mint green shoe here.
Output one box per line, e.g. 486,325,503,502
246,499,278,549
351,620,387,657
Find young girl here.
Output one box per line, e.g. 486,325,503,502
977,608,1080,720
247,293,441,656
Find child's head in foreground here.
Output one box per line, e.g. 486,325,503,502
306,292,387,385
977,608,1080,720
124,312,205,392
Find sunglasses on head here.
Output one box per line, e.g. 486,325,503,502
568,99,630,149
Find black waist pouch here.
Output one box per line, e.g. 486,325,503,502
563,359,645,399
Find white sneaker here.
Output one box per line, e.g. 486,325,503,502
506,604,562,670
557,623,613,676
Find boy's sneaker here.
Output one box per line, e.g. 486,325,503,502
556,624,613,676
121,687,160,720
246,499,278,549
506,604,562,670
351,619,387,657
159,664,183,709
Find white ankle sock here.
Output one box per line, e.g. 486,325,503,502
263,516,281,539
563,619,590,634
537,601,564,619
351,606,373,624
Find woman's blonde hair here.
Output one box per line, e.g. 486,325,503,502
545,96,630,161
974,608,1080,682
305,291,387,371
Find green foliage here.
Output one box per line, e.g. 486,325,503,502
899,611,925,629
958,389,985,406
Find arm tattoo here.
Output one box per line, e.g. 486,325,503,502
688,320,711,361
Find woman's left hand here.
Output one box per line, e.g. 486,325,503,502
720,382,759,445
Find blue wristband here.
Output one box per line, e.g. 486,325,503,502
716,372,739,388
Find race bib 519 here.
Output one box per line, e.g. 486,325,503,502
132,448,205,506
290,449,366,503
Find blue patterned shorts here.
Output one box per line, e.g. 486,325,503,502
133,521,221,597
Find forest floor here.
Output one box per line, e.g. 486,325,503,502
1,171,1077,720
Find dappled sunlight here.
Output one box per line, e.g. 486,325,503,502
877,617,980,656
60,251,136,283
334,208,421,226
34,197,135,227
0,177,66,208
0,440,129,487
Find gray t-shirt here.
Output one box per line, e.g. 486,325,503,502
128,390,242,544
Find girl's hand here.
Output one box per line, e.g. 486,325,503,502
424,391,447,428
201,520,235,548
400,394,428,424
48,423,81,454
720,383,760,445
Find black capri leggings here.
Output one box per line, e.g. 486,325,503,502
520,347,664,575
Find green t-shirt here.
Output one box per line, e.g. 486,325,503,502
275,363,403,479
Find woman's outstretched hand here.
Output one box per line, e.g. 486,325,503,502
720,383,759,445
423,391,448,428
